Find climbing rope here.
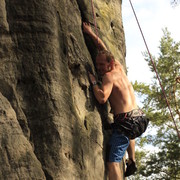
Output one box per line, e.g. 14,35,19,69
90,0,99,45
128,0,180,139
90,0,99,37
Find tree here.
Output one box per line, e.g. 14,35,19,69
138,131,180,180
171,0,180,6
134,28,180,136
133,28,180,179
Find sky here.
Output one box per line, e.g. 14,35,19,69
122,0,180,84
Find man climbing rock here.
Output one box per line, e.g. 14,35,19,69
83,22,148,179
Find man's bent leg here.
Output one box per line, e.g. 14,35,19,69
107,131,129,179
107,162,121,180
127,139,135,163
125,139,137,177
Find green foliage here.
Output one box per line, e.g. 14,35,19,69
132,28,180,179
171,0,180,6
140,132,180,180
134,28,180,130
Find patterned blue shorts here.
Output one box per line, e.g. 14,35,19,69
107,130,129,162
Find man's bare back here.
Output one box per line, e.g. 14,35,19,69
106,61,138,115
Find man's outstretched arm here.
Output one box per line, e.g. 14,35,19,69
83,22,107,51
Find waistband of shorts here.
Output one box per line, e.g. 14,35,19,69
114,109,144,120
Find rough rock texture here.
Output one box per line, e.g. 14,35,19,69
0,0,126,179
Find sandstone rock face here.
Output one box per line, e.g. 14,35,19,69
0,93,46,179
0,0,126,179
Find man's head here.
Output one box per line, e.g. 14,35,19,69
96,50,115,75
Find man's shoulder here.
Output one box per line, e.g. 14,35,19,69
114,60,122,67
103,72,113,81
104,71,113,77
114,60,125,71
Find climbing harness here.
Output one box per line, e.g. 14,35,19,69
128,0,180,139
112,109,149,139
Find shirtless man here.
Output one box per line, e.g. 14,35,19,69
83,22,138,179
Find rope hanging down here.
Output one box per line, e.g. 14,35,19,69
128,0,180,139
90,0,99,46
90,0,98,37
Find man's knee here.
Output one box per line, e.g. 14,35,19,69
107,162,121,180
107,162,120,172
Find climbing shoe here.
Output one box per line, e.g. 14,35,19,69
125,159,137,177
